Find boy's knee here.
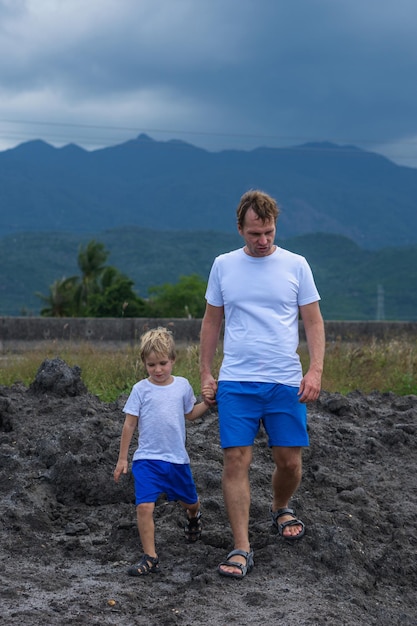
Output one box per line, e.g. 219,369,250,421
136,502,154,516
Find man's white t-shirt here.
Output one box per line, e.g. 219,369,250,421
123,376,196,464
205,246,320,386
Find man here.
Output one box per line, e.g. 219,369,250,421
200,189,325,579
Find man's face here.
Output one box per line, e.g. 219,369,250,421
238,208,276,257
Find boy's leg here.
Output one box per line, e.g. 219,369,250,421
179,499,202,542
179,498,200,518
136,501,157,557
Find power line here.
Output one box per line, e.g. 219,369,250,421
1,129,416,163
1,117,417,154
1,119,417,168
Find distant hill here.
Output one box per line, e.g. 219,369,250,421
1,227,416,321
1,135,417,249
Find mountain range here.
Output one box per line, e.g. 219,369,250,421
1,134,417,249
1,135,417,320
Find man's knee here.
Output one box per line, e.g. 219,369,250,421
223,446,252,474
272,447,302,473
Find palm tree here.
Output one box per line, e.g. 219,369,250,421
76,240,109,312
37,239,147,317
37,276,79,317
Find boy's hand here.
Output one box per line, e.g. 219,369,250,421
114,460,128,483
202,383,217,405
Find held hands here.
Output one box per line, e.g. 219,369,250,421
202,381,217,406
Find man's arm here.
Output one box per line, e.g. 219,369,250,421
200,303,224,398
298,301,325,402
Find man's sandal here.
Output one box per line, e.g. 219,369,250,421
271,507,305,540
184,510,202,543
127,554,160,576
217,549,254,579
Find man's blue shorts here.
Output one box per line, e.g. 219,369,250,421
216,381,309,449
131,459,199,505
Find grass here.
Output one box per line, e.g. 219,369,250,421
1,338,416,401
317,338,417,396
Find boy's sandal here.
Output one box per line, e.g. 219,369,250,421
127,553,160,576
270,507,305,540
184,510,202,542
217,549,254,579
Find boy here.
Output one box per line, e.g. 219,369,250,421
114,327,214,576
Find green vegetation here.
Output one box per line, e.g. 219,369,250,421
35,239,208,319
37,240,148,317
146,275,207,318
319,339,417,396
2,228,417,320
1,338,416,401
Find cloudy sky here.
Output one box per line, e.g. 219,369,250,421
1,0,416,167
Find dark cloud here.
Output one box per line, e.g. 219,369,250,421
0,0,416,166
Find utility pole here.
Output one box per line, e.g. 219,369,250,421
376,284,385,321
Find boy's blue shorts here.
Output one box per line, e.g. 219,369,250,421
216,381,309,449
131,459,199,506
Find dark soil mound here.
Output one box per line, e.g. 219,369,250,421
0,359,416,625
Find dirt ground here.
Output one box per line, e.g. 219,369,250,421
0,357,416,626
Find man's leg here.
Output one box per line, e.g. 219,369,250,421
219,445,253,575
271,446,304,538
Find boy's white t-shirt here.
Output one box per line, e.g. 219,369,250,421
205,246,321,386
123,376,196,464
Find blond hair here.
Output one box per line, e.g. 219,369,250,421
140,327,176,362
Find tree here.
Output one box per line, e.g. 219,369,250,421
38,240,146,317
76,240,109,314
146,274,207,318
37,276,80,317
38,241,207,318
86,266,147,317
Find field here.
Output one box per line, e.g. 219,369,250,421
1,337,416,399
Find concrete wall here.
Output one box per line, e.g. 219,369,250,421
0,317,203,349
1,317,417,350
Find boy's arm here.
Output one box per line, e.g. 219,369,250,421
114,413,138,482
185,385,216,422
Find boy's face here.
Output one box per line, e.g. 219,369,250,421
144,351,175,386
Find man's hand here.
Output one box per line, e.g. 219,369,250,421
298,369,322,403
